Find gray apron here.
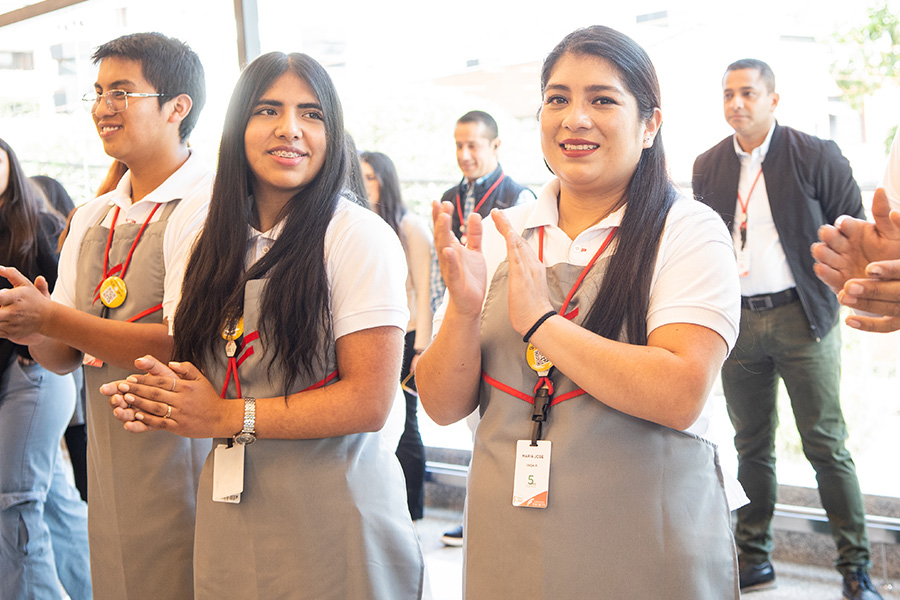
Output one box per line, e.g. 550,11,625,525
76,202,210,600
193,278,424,599
464,253,739,599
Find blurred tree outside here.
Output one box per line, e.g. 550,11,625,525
831,0,900,150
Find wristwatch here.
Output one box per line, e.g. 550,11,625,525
233,397,257,445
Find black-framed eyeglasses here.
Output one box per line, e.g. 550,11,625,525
81,90,168,113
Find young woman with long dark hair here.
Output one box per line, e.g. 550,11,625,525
0,138,91,600
417,26,742,598
102,53,423,598
360,151,432,521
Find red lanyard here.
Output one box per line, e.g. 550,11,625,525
455,173,506,227
221,356,242,399
102,203,162,280
218,328,340,399
538,225,618,318
220,331,258,399
737,168,763,231
481,224,619,442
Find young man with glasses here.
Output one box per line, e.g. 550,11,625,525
0,32,211,599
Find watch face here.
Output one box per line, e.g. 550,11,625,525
234,432,256,445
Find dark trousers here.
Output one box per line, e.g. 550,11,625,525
723,300,869,574
397,330,425,520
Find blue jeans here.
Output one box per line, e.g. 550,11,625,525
722,300,869,574
0,357,91,600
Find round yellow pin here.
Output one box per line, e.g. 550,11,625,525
99,276,127,308
526,343,553,374
221,316,244,341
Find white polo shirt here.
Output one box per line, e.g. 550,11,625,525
245,196,410,339
52,151,213,328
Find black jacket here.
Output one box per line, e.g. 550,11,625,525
692,123,864,341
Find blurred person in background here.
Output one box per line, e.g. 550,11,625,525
0,138,91,600
361,150,432,521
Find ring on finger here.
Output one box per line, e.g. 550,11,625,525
162,404,172,419
170,377,177,392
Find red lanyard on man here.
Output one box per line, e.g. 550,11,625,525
737,168,764,250
95,203,162,314
456,174,505,243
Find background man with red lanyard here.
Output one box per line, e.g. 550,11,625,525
429,110,535,314
0,33,212,600
692,58,879,600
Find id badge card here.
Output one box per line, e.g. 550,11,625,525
735,244,750,278
82,353,103,368
512,440,551,508
213,443,244,503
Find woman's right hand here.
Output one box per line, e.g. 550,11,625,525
433,201,487,319
101,355,238,438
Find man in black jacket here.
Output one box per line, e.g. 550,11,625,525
692,59,880,600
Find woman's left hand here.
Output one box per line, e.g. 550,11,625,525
100,355,235,438
491,209,555,335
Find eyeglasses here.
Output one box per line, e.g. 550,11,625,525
81,90,167,113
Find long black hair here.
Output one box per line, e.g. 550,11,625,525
359,151,407,239
541,26,675,345
0,138,60,274
173,52,349,394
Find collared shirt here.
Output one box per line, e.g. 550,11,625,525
732,122,797,296
244,197,409,340
52,151,213,329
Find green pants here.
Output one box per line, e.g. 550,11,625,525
722,300,869,574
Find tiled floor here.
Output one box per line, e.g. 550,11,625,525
416,508,900,600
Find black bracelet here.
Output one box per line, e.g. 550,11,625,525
523,310,558,343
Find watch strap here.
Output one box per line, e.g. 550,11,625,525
241,397,256,434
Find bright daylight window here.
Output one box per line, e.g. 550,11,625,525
2,0,898,496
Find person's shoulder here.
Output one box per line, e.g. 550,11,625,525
501,170,531,188
69,194,113,227
668,190,720,219
170,167,213,213
329,196,395,239
695,135,734,164
500,196,537,226
775,124,836,152
400,211,430,238
179,165,215,199
665,191,730,236
774,124,849,167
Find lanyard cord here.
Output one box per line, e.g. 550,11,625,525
220,356,242,399
736,168,764,230
455,173,506,228
218,329,340,399
102,203,162,280
219,331,259,399
539,225,618,317
510,224,620,442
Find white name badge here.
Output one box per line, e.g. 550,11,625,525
213,443,244,503
512,440,551,508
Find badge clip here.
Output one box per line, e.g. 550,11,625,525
531,382,552,446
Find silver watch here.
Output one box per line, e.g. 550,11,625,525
233,397,256,445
